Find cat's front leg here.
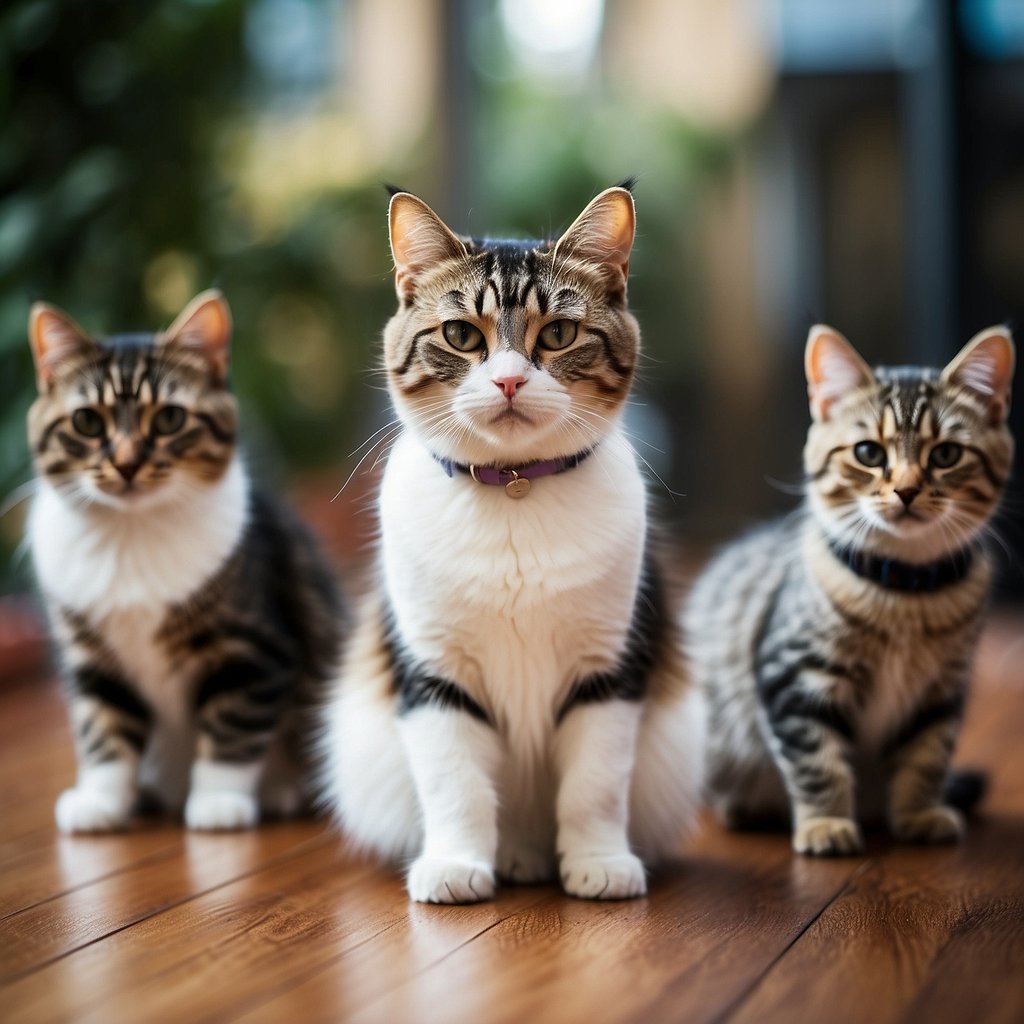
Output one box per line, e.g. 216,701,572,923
56,667,150,833
555,699,646,900
185,659,292,830
760,677,863,855
885,687,966,844
398,703,500,904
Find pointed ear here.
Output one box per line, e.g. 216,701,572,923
28,302,98,391
388,193,468,302
941,325,1015,424
805,324,875,422
552,186,635,287
161,289,232,383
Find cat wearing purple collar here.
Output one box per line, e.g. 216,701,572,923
320,185,705,903
686,324,1015,855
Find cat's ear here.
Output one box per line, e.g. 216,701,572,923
941,325,1015,424
552,186,635,288
28,302,98,391
161,289,232,383
805,324,875,422
388,193,468,302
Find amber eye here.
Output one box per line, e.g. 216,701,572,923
152,405,187,435
537,319,578,351
442,320,485,352
929,441,963,469
71,408,105,438
853,441,886,468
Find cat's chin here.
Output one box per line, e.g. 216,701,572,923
84,483,178,514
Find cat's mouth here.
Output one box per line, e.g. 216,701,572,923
488,405,534,426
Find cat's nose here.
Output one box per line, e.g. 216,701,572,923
896,486,921,508
112,437,142,481
114,459,141,482
493,375,526,400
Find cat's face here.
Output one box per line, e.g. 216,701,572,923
27,291,237,512
804,324,1015,559
382,187,640,466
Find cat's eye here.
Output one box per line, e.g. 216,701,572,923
442,320,485,352
853,441,886,468
152,405,187,435
929,441,963,469
537,319,578,351
71,408,105,438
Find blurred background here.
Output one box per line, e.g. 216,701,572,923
2,0,1023,626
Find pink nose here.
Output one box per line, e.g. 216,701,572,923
493,375,526,400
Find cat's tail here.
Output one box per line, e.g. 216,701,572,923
944,768,988,813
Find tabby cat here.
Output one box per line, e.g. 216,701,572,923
27,291,342,832
685,324,1015,854
321,186,705,902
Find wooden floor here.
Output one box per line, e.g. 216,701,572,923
2,615,1023,1024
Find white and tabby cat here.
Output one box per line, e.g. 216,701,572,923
686,324,1015,854
27,291,342,832
321,186,705,902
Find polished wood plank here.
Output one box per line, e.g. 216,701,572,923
0,614,1021,1023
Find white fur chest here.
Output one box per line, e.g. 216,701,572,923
29,458,249,620
379,431,648,737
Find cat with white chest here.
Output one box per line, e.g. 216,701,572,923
321,186,705,902
27,292,343,832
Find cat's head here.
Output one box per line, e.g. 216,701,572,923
27,290,238,511
382,186,639,467
804,324,1015,560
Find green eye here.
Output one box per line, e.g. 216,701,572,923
537,319,578,351
929,441,963,469
71,408,105,438
853,441,886,468
442,320,485,352
153,405,187,435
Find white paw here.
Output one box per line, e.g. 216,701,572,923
497,845,555,884
406,856,495,904
55,786,133,833
184,790,259,831
560,852,647,900
793,816,863,856
892,805,965,844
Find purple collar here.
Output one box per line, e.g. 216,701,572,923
433,448,594,499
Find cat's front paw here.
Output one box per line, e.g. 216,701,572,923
184,790,259,831
560,852,647,900
892,805,965,844
55,786,133,833
406,856,495,904
793,816,863,856
497,844,555,884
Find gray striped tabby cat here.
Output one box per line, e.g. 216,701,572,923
27,291,342,832
686,324,1015,854
322,186,705,903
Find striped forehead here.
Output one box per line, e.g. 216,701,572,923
462,240,555,318
74,337,181,406
874,367,941,439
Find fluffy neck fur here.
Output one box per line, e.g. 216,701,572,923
30,455,249,617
